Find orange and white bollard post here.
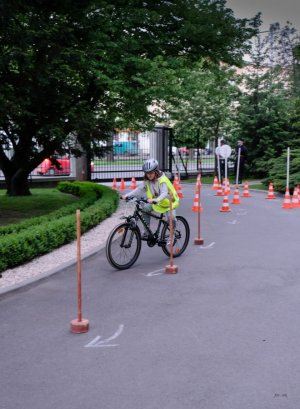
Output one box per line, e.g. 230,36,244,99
70,209,89,333
165,193,178,274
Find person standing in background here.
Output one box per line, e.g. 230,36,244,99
235,139,247,184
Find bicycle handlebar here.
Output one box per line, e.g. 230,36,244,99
122,197,157,205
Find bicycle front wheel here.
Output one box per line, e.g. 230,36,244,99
106,223,142,270
161,216,190,258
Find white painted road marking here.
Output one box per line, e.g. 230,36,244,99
227,220,240,225
198,242,215,249
144,269,164,277
237,211,247,216
85,324,124,348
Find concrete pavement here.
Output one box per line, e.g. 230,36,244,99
1,184,300,409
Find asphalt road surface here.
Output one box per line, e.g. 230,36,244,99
1,184,300,409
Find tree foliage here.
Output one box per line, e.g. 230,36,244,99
0,0,257,194
231,23,300,178
167,62,240,148
263,148,300,193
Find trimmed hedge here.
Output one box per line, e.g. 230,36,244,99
0,182,119,272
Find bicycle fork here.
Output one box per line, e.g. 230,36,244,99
120,225,137,248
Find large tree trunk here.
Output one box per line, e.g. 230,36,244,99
6,169,31,196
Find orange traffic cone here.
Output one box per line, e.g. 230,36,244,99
231,186,241,204
215,181,223,196
177,174,184,198
176,182,184,198
173,174,179,190
212,176,219,190
192,187,203,212
130,176,137,190
173,174,184,198
291,187,300,208
112,178,118,190
282,187,292,209
224,178,231,195
119,178,126,191
242,181,251,197
266,182,276,199
220,192,231,212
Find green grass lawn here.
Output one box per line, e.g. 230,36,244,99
0,188,79,226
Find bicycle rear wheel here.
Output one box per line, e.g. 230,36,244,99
161,216,190,258
106,223,142,269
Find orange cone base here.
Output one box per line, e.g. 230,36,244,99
70,318,90,333
266,196,276,199
192,207,203,212
282,204,292,209
219,207,231,212
242,193,251,197
194,238,204,245
165,264,178,274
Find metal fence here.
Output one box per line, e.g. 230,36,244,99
90,127,217,182
0,127,230,184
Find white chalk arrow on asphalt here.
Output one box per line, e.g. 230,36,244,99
227,220,240,225
145,269,164,277
85,324,124,348
198,242,215,249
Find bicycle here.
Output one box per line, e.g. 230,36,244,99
106,198,190,270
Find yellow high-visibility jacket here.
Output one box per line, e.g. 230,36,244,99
145,176,179,213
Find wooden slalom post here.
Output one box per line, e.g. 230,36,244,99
194,173,204,245
165,193,178,274
70,209,89,333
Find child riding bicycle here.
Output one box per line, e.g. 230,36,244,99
121,158,179,239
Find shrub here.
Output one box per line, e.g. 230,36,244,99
0,182,118,272
262,149,300,193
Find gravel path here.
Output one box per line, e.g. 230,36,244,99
0,200,133,292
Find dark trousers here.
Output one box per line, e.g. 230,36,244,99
220,159,227,182
235,158,245,183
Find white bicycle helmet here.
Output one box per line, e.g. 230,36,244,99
142,158,158,173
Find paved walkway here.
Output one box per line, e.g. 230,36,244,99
1,184,300,409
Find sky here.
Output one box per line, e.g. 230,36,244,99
226,0,300,32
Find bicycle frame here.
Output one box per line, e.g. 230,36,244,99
123,201,168,244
